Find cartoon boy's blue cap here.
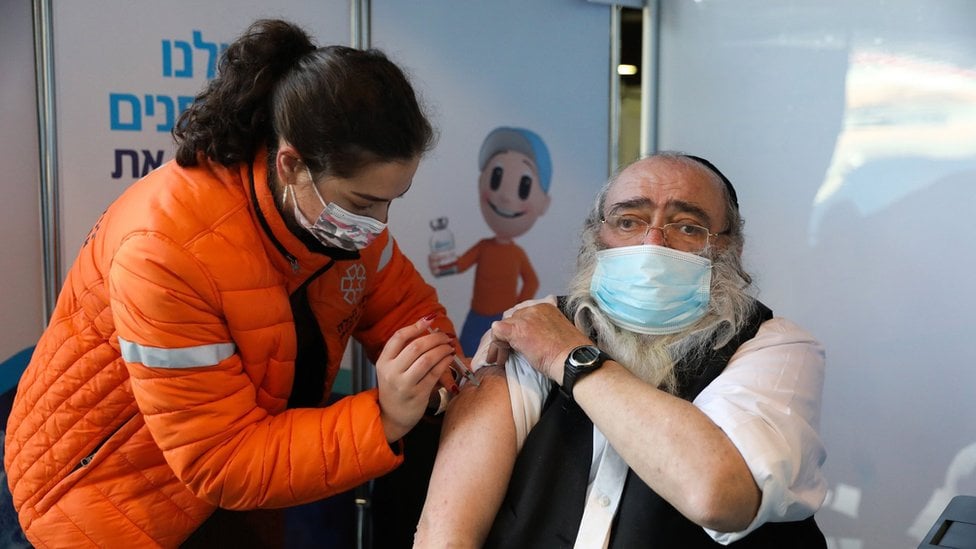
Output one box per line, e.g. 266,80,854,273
478,127,552,193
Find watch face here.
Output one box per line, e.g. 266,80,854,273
571,345,600,366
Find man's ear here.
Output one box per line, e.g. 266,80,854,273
276,141,304,186
713,234,741,258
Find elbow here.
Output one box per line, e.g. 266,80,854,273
694,506,755,534
414,514,481,549
181,479,224,508
181,468,232,508
685,479,760,533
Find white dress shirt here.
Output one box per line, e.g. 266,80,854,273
500,317,827,547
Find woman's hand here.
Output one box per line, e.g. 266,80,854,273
375,317,454,442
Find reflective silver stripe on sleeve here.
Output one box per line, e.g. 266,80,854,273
377,236,394,272
118,337,236,368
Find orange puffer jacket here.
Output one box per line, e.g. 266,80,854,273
4,152,453,548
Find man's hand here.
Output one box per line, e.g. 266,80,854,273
474,295,557,372
488,302,592,384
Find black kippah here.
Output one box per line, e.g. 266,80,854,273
682,154,738,210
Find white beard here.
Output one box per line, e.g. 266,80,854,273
564,240,756,394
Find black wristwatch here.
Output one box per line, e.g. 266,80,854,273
560,345,611,401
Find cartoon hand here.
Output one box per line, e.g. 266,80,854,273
427,254,440,276
427,254,457,277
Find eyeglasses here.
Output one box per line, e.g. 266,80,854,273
600,214,721,252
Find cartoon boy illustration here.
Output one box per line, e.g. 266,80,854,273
431,126,552,355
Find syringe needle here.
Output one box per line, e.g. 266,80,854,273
451,355,480,387
427,325,480,387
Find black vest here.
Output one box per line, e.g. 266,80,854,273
485,300,826,548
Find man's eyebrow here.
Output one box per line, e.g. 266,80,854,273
607,197,652,214
607,197,713,226
668,199,713,226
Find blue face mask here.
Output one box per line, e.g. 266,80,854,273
590,244,712,335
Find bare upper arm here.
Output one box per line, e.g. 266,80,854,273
415,366,518,547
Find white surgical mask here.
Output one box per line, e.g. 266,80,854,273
289,168,387,251
590,244,712,335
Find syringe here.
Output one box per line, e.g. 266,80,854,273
427,326,480,387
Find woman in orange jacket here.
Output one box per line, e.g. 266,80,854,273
4,18,461,548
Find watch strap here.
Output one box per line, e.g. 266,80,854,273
560,345,610,401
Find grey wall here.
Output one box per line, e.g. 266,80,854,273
0,0,43,394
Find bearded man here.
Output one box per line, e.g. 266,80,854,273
413,153,828,548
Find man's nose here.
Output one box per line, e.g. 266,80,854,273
640,226,666,246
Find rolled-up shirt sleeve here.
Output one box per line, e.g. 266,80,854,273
694,317,828,544
504,353,551,451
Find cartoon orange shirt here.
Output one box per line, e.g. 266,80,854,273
456,238,539,316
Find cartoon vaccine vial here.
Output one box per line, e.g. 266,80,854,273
429,217,457,276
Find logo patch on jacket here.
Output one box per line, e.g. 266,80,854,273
341,264,367,304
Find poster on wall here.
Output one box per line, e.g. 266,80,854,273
372,0,611,343
52,0,350,272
